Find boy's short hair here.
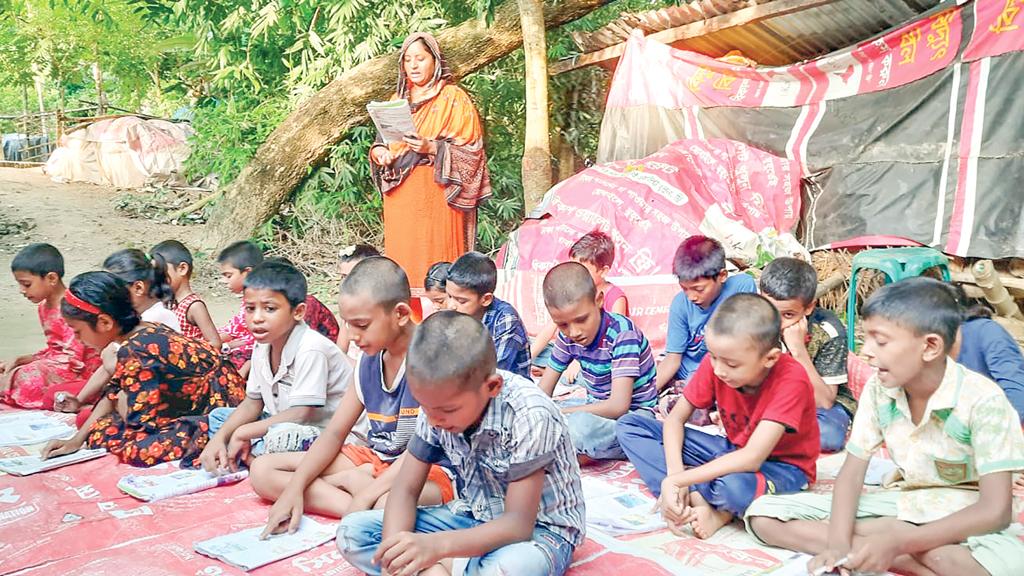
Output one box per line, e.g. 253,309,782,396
707,293,782,354
673,235,725,282
338,244,380,263
446,252,497,295
543,262,597,310
11,243,64,278
243,261,308,308
759,257,818,307
407,310,496,388
862,277,961,353
569,230,615,269
339,256,411,311
217,240,264,271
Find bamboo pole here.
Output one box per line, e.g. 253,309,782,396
971,260,1024,320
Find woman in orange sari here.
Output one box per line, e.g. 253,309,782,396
370,33,491,317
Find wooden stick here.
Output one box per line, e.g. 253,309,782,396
164,190,222,223
815,272,845,299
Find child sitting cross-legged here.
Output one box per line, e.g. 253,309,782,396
41,271,245,467
1,243,101,409
747,277,1024,576
538,262,657,461
760,257,855,452
338,311,586,576
251,257,453,534
445,251,531,379
197,261,354,472
616,293,820,539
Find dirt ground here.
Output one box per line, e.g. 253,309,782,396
0,167,239,359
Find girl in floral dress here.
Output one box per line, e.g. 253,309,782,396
41,271,245,467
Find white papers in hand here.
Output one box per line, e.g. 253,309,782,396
367,99,416,144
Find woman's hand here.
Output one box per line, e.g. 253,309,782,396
371,146,395,166
402,134,436,156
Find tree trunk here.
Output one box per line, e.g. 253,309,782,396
556,131,576,182
199,0,607,250
518,0,553,214
92,62,107,115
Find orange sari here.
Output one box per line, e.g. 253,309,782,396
373,83,490,291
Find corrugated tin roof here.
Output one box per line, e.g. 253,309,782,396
567,0,943,68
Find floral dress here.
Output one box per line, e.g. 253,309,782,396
86,324,245,467
304,295,340,342
2,302,101,410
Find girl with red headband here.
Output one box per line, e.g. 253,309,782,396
41,271,245,467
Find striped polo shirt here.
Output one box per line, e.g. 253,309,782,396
549,311,658,410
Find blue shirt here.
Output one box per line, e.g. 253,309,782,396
481,297,531,379
957,317,1024,423
408,371,586,547
665,273,757,381
353,351,418,461
549,311,657,409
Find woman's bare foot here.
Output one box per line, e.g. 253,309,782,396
687,491,733,539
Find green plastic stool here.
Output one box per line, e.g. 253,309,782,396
846,247,951,350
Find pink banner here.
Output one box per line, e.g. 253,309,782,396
964,0,1024,60
607,7,962,109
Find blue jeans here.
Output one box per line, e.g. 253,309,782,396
207,407,269,456
557,397,627,460
338,506,575,576
615,411,809,516
817,404,852,453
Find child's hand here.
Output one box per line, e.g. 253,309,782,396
53,393,83,413
782,316,810,353
226,436,251,472
658,479,691,530
198,437,230,473
260,490,304,539
807,548,850,576
375,531,443,576
564,361,581,384
40,438,83,460
846,533,901,574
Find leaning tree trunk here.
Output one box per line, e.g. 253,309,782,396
199,0,607,250
518,0,553,214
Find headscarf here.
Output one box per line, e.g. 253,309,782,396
396,33,453,100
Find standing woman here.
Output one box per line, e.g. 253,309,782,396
370,32,491,317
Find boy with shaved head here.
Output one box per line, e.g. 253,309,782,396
617,293,820,539
338,311,585,576
539,262,657,461
252,257,454,537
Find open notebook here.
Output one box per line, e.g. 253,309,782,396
193,516,337,571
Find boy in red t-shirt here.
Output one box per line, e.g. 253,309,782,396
617,293,820,539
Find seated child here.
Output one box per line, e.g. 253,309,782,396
446,251,531,378
336,244,381,358
152,240,222,346
264,256,340,343
103,248,181,331
617,293,820,539
538,262,657,461
423,261,451,315
217,240,265,377
760,257,854,452
950,284,1024,423
747,278,1024,576
56,247,187,417
198,262,352,471
1,243,100,409
41,271,245,467
337,311,585,576
252,257,453,535
531,230,629,379
656,236,756,402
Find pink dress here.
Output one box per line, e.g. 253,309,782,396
172,292,206,341
3,302,101,409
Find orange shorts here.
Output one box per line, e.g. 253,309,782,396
341,444,455,503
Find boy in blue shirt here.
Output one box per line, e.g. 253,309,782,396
655,236,756,411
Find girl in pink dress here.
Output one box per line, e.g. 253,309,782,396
1,243,100,409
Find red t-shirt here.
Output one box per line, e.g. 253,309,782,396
682,353,820,482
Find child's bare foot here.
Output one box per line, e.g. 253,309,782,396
577,454,598,467
687,491,733,539
1014,474,1024,497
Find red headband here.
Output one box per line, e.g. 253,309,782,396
64,290,101,315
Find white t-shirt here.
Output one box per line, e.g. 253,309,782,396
141,301,181,332
246,322,359,431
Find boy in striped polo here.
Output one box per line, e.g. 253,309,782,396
538,262,658,461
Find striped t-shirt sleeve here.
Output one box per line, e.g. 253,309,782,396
548,333,573,374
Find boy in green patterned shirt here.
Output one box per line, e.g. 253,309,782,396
746,278,1024,576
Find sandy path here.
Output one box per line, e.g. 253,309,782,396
0,167,238,358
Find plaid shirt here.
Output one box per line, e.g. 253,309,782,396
481,298,531,379
408,371,586,547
